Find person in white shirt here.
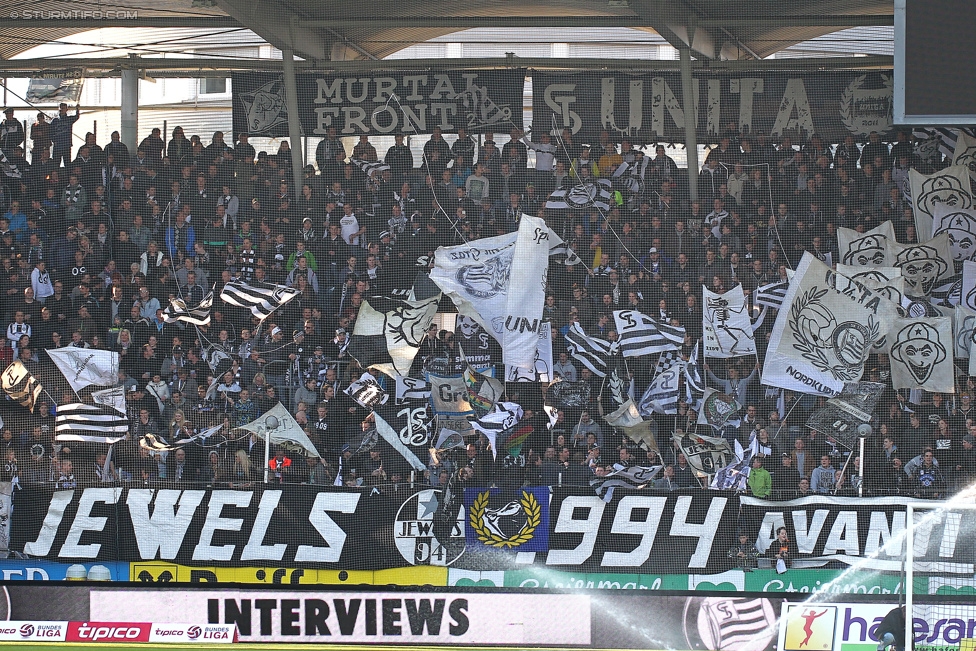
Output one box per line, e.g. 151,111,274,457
522,131,557,172
31,260,54,302
339,203,364,247
6,311,31,351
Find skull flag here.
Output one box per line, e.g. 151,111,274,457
702,286,756,358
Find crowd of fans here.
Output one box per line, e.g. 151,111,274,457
0,100,972,500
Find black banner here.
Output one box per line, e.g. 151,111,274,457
533,489,737,573
11,486,402,567
532,70,894,144
232,70,525,138
740,495,976,571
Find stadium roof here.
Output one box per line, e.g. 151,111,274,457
0,0,893,64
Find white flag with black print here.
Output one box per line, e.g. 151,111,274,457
220,280,301,320
612,309,684,357
953,305,976,362
394,374,431,402
953,130,976,185
931,203,976,263
763,253,900,396
564,323,610,377
55,403,129,443
887,317,955,393
685,342,705,410
91,386,128,417
545,178,614,212
344,372,389,408
470,401,524,460
837,221,896,268
430,214,563,370
890,234,954,298
909,165,974,240
47,347,119,393
162,289,214,326
754,280,790,310
702,286,756,358
347,295,440,377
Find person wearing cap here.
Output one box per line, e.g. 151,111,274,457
0,107,24,153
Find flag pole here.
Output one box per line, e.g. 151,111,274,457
264,424,271,484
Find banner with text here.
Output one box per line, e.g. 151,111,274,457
532,71,894,144
232,70,525,138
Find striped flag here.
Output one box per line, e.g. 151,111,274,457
55,403,129,443
590,465,661,501
351,158,391,179
754,280,789,309
469,402,524,460
545,178,614,212
564,323,610,377
638,352,683,416
163,290,214,326
612,309,684,357
1,360,42,412
220,280,301,320
685,342,705,410
0,148,21,179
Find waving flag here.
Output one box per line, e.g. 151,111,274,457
55,403,129,443
47,347,119,393
163,290,214,326
545,178,614,212
754,281,789,310
612,309,684,357
1,361,42,412
220,280,301,320
347,295,439,377
564,323,611,377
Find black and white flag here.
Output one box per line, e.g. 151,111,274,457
612,309,684,357
0,148,21,179
545,178,614,212
754,281,789,310
564,323,610,377
703,286,756,358
638,353,682,416
909,166,974,239
685,342,705,410
470,401,524,460
1,361,42,412
590,465,661,501
347,295,440,377
394,374,431,402
351,158,391,179
887,317,954,393
344,373,389,408
163,290,214,326
55,403,129,443
220,280,301,320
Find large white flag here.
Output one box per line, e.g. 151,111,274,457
887,317,955,393
504,321,554,382
931,203,976,263
235,402,319,458
702,285,755,358
837,221,896,268
952,131,976,184
430,214,563,370
762,253,900,396
890,234,954,298
953,305,976,361
910,165,974,240
346,295,440,377
47,347,119,393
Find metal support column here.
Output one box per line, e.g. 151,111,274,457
679,47,699,202
120,61,139,154
282,48,306,195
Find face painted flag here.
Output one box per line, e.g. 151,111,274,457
890,233,954,298
886,317,955,393
837,221,896,269
909,164,974,239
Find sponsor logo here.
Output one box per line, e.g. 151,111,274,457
68,622,151,643
19,624,33,637
187,626,202,639
783,604,837,651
